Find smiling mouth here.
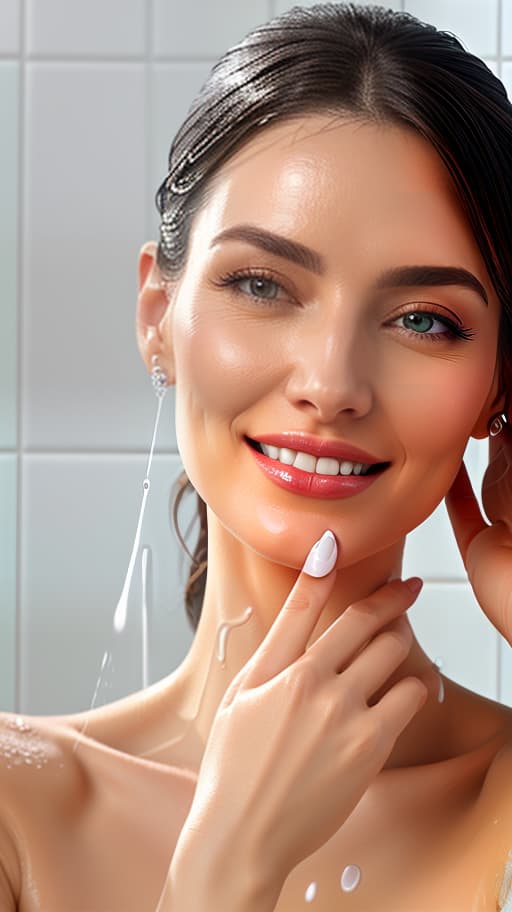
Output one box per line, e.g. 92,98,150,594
244,436,390,475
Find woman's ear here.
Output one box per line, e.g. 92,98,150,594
136,240,177,382
469,367,507,440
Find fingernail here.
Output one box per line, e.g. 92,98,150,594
303,530,338,578
404,577,423,595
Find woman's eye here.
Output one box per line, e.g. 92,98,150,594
233,274,285,302
394,312,444,334
211,269,290,305
390,310,474,343
212,270,474,343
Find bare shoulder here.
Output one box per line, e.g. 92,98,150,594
0,710,88,800
0,710,89,909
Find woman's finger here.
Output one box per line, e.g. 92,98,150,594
342,614,413,700
444,460,486,565
242,530,339,688
306,577,422,672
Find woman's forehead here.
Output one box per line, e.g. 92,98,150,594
208,114,452,200
189,114,492,296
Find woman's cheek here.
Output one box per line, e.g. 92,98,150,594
175,310,276,415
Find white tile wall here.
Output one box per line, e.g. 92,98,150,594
503,0,512,56
408,583,500,700
23,63,150,451
0,62,18,450
0,60,18,709
20,453,194,713
152,0,269,58
0,456,16,710
26,0,147,57
1,0,511,716
0,0,20,55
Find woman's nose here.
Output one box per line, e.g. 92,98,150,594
283,326,375,423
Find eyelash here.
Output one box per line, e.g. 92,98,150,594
211,267,476,344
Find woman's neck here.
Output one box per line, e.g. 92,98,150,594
161,515,451,774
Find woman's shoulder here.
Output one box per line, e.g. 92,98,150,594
0,710,88,793
0,709,198,911
0,710,89,910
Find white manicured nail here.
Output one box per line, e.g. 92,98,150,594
303,530,338,578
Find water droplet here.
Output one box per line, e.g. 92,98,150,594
304,881,317,902
340,865,361,892
216,606,253,663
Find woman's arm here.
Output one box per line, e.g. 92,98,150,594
156,805,284,912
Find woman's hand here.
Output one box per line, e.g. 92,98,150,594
445,417,512,645
180,532,428,887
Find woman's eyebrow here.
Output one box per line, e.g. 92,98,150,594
210,224,489,307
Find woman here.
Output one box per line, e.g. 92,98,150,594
2,3,512,910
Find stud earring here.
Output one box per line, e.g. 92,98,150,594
488,413,508,437
151,354,169,398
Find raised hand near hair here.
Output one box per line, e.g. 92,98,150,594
445,419,512,646
167,530,428,911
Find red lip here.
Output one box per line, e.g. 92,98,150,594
245,440,389,499
248,432,390,466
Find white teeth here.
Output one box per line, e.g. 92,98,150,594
293,451,317,473
278,447,296,465
259,443,372,476
316,457,341,476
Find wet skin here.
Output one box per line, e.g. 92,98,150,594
1,113,511,911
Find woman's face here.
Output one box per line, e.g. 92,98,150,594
161,113,501,570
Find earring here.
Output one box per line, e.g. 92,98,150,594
151,354,169,398
488,413,508,437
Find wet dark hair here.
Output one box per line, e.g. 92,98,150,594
155,2,512,633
